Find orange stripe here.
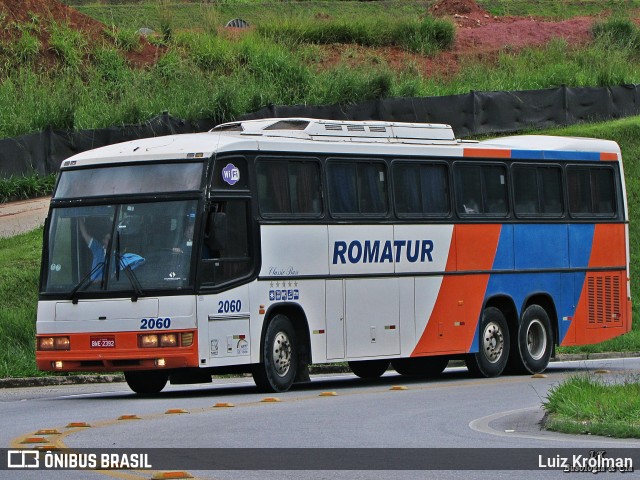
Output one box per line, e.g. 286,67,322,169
412,225,501,355
600,152,618,161
464,148,511,158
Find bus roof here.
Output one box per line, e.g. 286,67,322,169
61,118,621,169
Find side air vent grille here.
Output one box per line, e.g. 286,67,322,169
587,274,622,327
369,126,387,133
347,125,366,132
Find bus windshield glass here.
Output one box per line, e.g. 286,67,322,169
43,200,198,295
54,162,204,198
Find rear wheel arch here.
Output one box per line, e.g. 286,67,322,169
522,294,558,348
484,295,518,340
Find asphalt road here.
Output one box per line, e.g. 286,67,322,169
2,357,640,480
0,196,49,238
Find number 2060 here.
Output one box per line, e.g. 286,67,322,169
140,318,171,329
218,300,242,313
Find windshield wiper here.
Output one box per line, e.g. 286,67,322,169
115,231,144,301
69,262,104,304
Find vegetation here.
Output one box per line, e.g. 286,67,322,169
544,374,640,438
0,229,42,378
0,173,55,203
0,1,637,140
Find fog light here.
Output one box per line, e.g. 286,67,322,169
156,358,166,367
181,332,194,347
53,361,63,369
139,334,158,348
159,333,177,347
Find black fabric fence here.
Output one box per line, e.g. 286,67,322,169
2,84,640,178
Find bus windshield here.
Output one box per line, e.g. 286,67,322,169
42,200,198,296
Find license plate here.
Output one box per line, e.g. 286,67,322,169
90,336,115,348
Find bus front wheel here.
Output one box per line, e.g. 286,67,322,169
252,314,298,393
348,359,389,379
124,370,168,395
466,307,510,378
508,305,553,374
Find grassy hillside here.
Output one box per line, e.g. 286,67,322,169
1,2,640,139
2,116,640,377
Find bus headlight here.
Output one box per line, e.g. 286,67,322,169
139,334,159,348
159,334,178,347
38,336,70,351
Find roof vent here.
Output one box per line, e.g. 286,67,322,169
212,123,243,132
264,120,310,130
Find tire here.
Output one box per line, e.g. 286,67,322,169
466,307,510,378
124,370,168,395
252,314,298,393
508,304,553,374
348,359,389,379
391,356,448,377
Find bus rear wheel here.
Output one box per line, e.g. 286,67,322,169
348,359,389,379
252,314,298,393
466,307,509,378
391,356,448,377
508,305,553,374
124,370,168,395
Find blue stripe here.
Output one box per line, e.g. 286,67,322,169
510,150,601,161
470,224,596,352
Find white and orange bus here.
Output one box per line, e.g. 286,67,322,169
37,118,632,394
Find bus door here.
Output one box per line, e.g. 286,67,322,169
196,199,254,366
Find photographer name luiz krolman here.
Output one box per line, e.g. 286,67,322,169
539,451,633,473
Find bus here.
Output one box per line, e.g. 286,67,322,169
36,118,632,394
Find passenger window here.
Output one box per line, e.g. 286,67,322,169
393,162,450,216
257,159,322,216
513,165,563,216
567,166,616,217
328,161,388,216
454,163,508,216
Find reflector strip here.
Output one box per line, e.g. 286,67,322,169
117,415,140,420
21,437,48,444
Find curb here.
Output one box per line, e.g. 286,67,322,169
3,352,639,389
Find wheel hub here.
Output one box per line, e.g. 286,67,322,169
483,322,504,364
272,331,292,377
526,319,547,361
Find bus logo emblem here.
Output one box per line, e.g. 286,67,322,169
222,163,240,185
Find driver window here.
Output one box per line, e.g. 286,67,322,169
200,199,253,286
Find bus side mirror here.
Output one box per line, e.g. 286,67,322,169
205,212,228,252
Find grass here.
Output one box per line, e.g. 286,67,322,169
0,228,43,378
0,173,56,203
543,374,640,438
257,15,455,55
